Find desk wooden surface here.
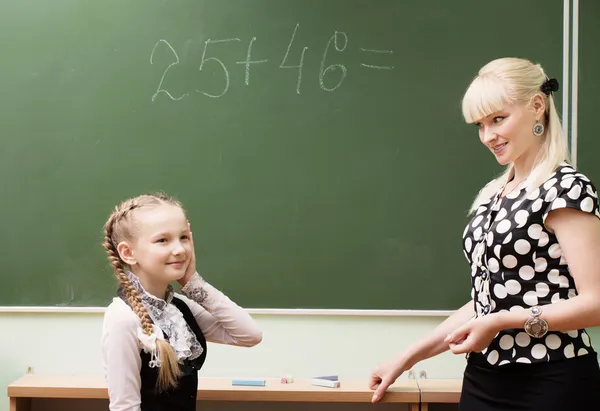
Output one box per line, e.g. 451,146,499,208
418,379,462,403
7,375,420,403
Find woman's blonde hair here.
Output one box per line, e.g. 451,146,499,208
102,192,184,391
461,57,569,213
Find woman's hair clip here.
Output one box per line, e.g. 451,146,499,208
540,78,559,96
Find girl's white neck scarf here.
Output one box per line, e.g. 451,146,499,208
126,271,204,368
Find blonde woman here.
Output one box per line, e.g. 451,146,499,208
369,57,600,410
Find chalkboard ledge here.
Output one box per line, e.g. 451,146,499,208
0,307,454,316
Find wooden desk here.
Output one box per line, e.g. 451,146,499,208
7,375,421,411
417,379,462,411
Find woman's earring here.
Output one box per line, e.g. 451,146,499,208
533,121,545,136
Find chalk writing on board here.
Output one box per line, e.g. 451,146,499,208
360,48,394,70
237,37,269,86
279,23,308,94
150,39,189,101
319,30,348,92
150,23,394,100
197,38,241,98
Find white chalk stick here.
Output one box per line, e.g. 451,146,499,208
310,378,340,388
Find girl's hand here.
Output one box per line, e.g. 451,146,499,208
178,221,196,286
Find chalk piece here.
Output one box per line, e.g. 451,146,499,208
232,379,266,386
314,375,338,381
310,378,340,388
286,375,294,383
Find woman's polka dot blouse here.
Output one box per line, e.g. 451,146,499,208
462,163,600,366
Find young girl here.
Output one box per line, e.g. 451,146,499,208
369,57,600,409
100,193,262,411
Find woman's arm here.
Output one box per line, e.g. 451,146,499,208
392,299,473,367
448,208,600,355
370,299,474,402
496,208,600,331
178,272,262,346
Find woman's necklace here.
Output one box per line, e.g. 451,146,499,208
499,176,525,199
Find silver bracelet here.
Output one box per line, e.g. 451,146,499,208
524,306,549,338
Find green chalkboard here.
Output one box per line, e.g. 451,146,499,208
577,3,600,192
0,0,565,309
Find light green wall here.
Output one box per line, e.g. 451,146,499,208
2,313,600,411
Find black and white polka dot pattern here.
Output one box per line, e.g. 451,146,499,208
463,163,600,365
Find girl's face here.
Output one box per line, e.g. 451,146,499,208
119,204,193,298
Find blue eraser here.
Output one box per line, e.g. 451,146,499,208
232,379,266,386
314,375,338,381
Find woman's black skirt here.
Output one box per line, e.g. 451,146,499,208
459,352,600,410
